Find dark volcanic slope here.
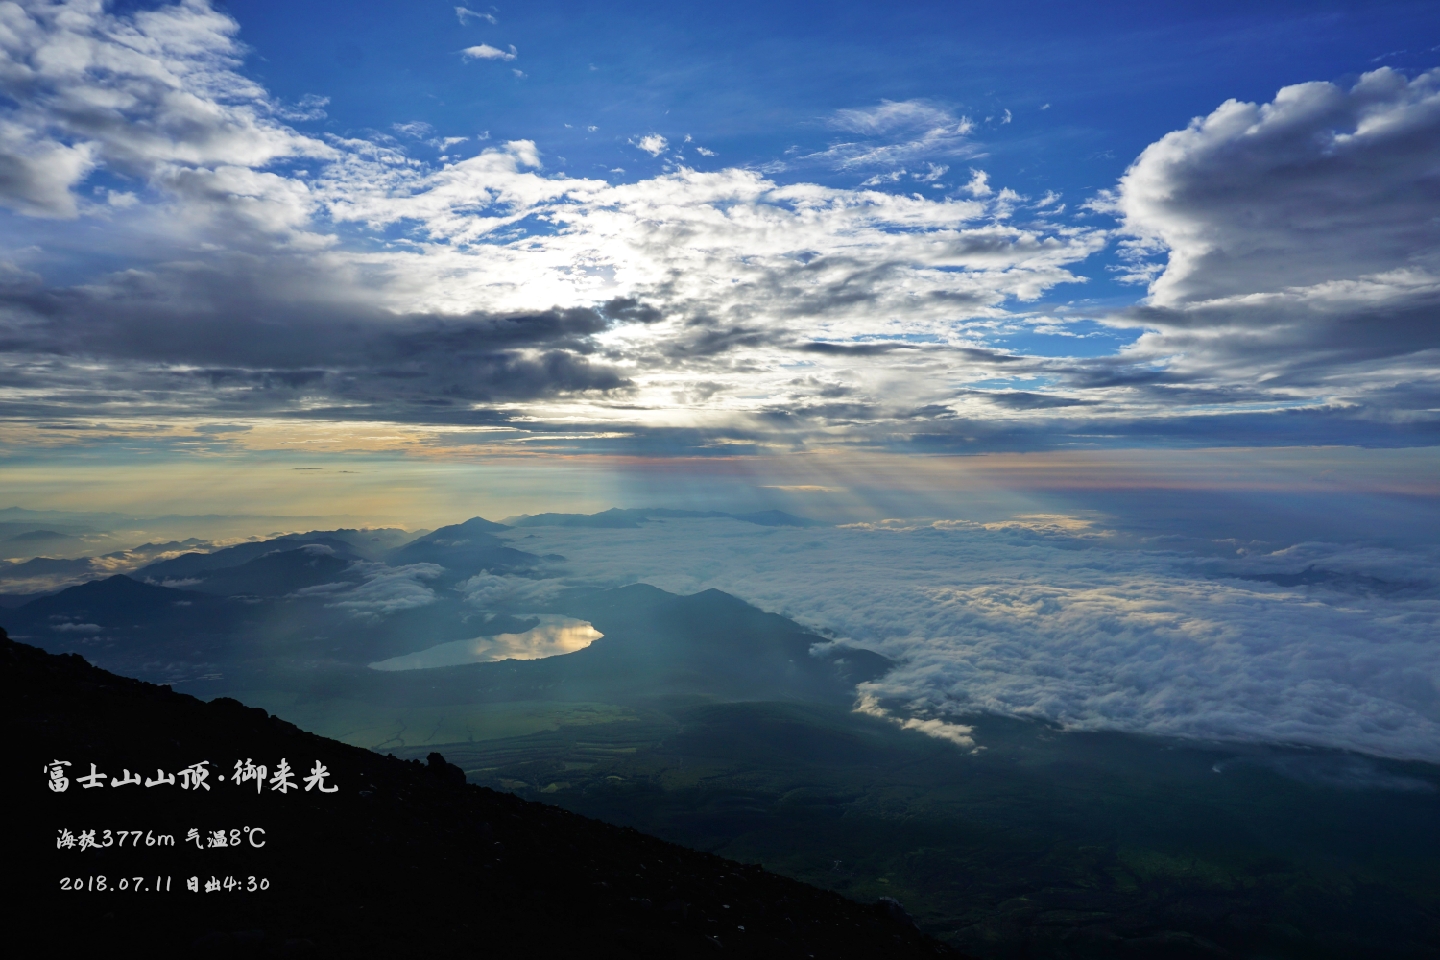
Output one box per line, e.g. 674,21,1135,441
6,630,960,959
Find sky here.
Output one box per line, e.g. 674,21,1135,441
0,0,1438,521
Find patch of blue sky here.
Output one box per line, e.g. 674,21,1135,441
846,333,947,344
964,376,1062,391
0,210,151,287
321,216,429,251
991,320,1143,359
486,212,564,240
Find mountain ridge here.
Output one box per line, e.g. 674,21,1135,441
6,628,961,958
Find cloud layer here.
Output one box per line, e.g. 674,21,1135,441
497,517,1440,763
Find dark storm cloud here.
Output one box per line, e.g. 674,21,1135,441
662,323,775,358
1117,288,1440,387
959,390,1096,410
798,341,917,356
0,265,644,419
905,407,1440,454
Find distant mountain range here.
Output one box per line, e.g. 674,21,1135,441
504,508,827,529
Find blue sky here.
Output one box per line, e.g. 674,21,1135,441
0,0,1438,520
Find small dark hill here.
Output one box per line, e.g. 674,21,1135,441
6,630,961,958
385,516,539,575
426,515,512,535
299,527,415,560
1,576,239,670
7,528,73,541
507,507,703,528
0,555,101,579
137,536,359,581
181,544,359,597
12,573,209,621
505,508,827,529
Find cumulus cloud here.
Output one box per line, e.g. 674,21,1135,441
497,517,1440,763
633,133,667,156
0,0,330,219
1102,67,1440,420
1114,68,1440,306
458,570,566,610
462,43,516,62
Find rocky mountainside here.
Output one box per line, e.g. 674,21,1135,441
6,629,962,958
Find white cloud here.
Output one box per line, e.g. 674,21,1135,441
0,0,330,220
695,146,715,157
275,94,329,122
634,133,668,156
494,517,1440,763
830,100,963,136
455,6,497,25
813,100,976,171
857,692,978,749
964,169,991,197
326,563,443,616
462,43,516,62
50,621,102,634
859,169,904,185
459,571,566,609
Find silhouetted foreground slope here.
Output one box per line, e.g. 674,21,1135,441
6,630,962,958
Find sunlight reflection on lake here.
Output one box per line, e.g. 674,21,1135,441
367,616,602,671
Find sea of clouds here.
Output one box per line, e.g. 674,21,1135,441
496,516,1440,763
